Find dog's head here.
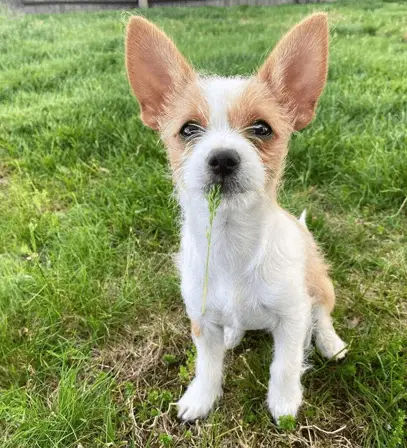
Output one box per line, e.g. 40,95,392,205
125,14,328,200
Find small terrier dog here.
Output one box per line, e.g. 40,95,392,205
125,13,347,423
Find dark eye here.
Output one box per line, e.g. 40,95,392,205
249,120,273,138
179,122,203,139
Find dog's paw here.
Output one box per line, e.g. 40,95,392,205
267,382,302,423
177,380,221,421
316,333,347,360
224,326,244,350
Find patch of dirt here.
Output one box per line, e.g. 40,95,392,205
92,308,189,383
90,309,360,447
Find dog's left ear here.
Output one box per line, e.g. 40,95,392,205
258,13,329,131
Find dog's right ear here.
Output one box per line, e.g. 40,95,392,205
125,17,194,130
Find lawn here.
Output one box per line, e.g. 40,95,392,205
0,0,406,446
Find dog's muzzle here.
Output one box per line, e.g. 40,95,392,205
206,149,243,194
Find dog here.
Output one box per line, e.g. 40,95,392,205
125,13,347,423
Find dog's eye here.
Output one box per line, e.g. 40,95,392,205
180,122,203,139
249,120,273,138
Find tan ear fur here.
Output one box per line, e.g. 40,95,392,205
258,13,329,131
125,17,194,130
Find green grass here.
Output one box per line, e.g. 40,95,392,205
202,184,221,315
1,0,406,446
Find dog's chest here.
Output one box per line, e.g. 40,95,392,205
180,205,302,330
208,255,278,330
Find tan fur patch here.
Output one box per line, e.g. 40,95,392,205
228,78,293,199
305,234,336,313
280,207,336,313
159,80,209,182
191,320,201,337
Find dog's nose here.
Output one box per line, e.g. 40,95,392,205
208,149,240,177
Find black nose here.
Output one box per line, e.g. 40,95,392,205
208,149,240,177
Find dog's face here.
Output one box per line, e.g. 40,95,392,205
125,14,328,199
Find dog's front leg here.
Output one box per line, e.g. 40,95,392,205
267,307,310,423
178,321,225,421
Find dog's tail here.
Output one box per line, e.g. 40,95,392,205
299,209,307,228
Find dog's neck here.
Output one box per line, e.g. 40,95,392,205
179,189,273,258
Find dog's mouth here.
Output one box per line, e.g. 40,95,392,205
204,176,248,196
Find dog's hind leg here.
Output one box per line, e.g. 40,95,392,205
313,304,347,359
306,244,347,360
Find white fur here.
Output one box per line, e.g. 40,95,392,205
176,76,345,422
299,209,307,227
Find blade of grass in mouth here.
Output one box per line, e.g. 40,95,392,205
202,184,222,315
